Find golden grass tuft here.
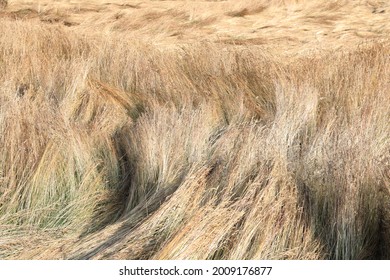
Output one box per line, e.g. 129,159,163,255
0,0,390,260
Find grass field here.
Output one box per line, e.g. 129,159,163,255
0,0,389,259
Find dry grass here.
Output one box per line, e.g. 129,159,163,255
0,0,389,260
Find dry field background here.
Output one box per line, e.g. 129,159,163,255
0,0,389,259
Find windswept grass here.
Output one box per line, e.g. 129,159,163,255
0,0,389,259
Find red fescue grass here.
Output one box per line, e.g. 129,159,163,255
0,0,389,259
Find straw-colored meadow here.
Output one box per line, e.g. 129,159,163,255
0,0,389,259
